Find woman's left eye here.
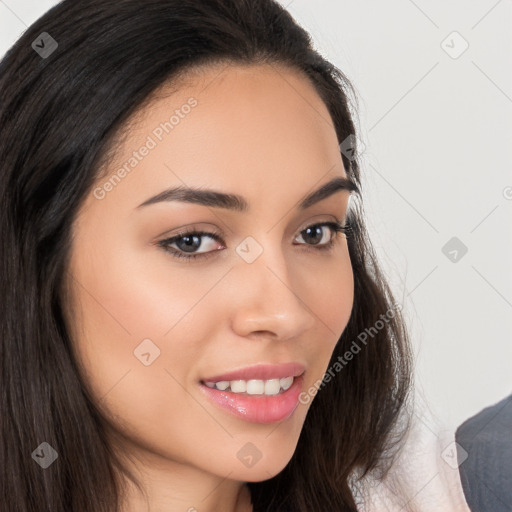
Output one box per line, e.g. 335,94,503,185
158,221,349,262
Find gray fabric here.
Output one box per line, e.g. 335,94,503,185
456,394,512,512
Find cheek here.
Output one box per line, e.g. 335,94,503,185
307,249,354,342
66,238,224,411
327,255,354,329
66,242,231,464
70,234,223,344
300,249,354,382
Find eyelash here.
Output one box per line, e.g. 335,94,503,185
157,221,351,262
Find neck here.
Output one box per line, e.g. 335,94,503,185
117,458,253,512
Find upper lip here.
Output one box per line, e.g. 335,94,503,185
201,362,306,383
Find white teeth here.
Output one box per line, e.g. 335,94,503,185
203,376,296,395
280,376,294,391
230,380,247,393
264,379,281,395
215,381,229,391
246,380,264,395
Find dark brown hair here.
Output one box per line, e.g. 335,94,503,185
0,1,412,510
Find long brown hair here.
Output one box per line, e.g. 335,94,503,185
0,1,412,510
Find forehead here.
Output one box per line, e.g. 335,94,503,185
89,62,345,215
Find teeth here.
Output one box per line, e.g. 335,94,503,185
230,380,247,393
203,376,295,395
264,379,281,395
280,376,294,391
246,380,264,394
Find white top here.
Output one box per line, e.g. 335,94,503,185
350,397,471,512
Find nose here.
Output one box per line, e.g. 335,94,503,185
228,242,317,341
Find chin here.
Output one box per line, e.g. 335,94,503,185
228,449,296,483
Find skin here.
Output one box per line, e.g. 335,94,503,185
64,62,354,512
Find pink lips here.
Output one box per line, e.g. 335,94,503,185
199,363,306,424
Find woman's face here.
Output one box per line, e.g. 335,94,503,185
65,63,354,483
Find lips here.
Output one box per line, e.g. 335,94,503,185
198,362,306,424
199,373,305,423
200,362,306,383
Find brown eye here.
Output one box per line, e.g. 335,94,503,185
294,221,348,249
158,229,224,261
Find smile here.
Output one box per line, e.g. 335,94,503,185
203,376,295,395
199,373,305,424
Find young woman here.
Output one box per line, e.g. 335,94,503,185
0,1,470,510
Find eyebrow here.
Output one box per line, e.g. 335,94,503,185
136,176,358,212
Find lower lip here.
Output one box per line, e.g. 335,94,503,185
199,375,304,424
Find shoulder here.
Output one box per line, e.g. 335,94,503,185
457,394,512,444
456,394,512,512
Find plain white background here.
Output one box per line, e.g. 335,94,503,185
1,0,511,431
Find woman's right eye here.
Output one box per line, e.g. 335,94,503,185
158,229,225,262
